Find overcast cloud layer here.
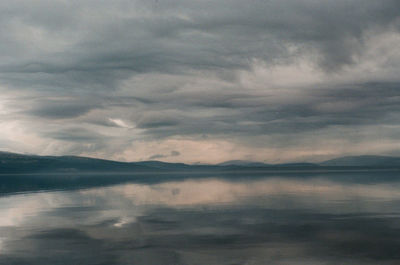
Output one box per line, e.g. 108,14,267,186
1,0,400,163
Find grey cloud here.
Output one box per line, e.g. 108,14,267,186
44,127,109,143
28,79,400,157
149,154,165,160
149,151,180,160
29,100,98,119
171,150,180,156
136,113,181,129
0,0,400,160
1,0,399,84
111,81,400,151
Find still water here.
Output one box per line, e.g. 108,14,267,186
1,173,400,264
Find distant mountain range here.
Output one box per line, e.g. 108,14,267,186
2,151,400,174
216,156,400,168
319,155,400,167
217,160,270,167
2,151,400,195
217,160,317,167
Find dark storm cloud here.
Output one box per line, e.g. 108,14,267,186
121,81,400,140
0,0,400,160
29,100,99,119
137,114,180,129
1,0,399,82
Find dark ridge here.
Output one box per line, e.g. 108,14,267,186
3,152,400,175
319,155,400,167
2,152,400,196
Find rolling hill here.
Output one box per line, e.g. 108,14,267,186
2,152,400,174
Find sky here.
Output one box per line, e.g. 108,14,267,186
0,0,400,164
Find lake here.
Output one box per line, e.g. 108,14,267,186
1,171,400,264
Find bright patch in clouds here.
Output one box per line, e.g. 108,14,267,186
108,118,132,129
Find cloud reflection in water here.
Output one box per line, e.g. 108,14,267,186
1,176,400,264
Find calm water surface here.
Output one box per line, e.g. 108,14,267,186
1,173,400,264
